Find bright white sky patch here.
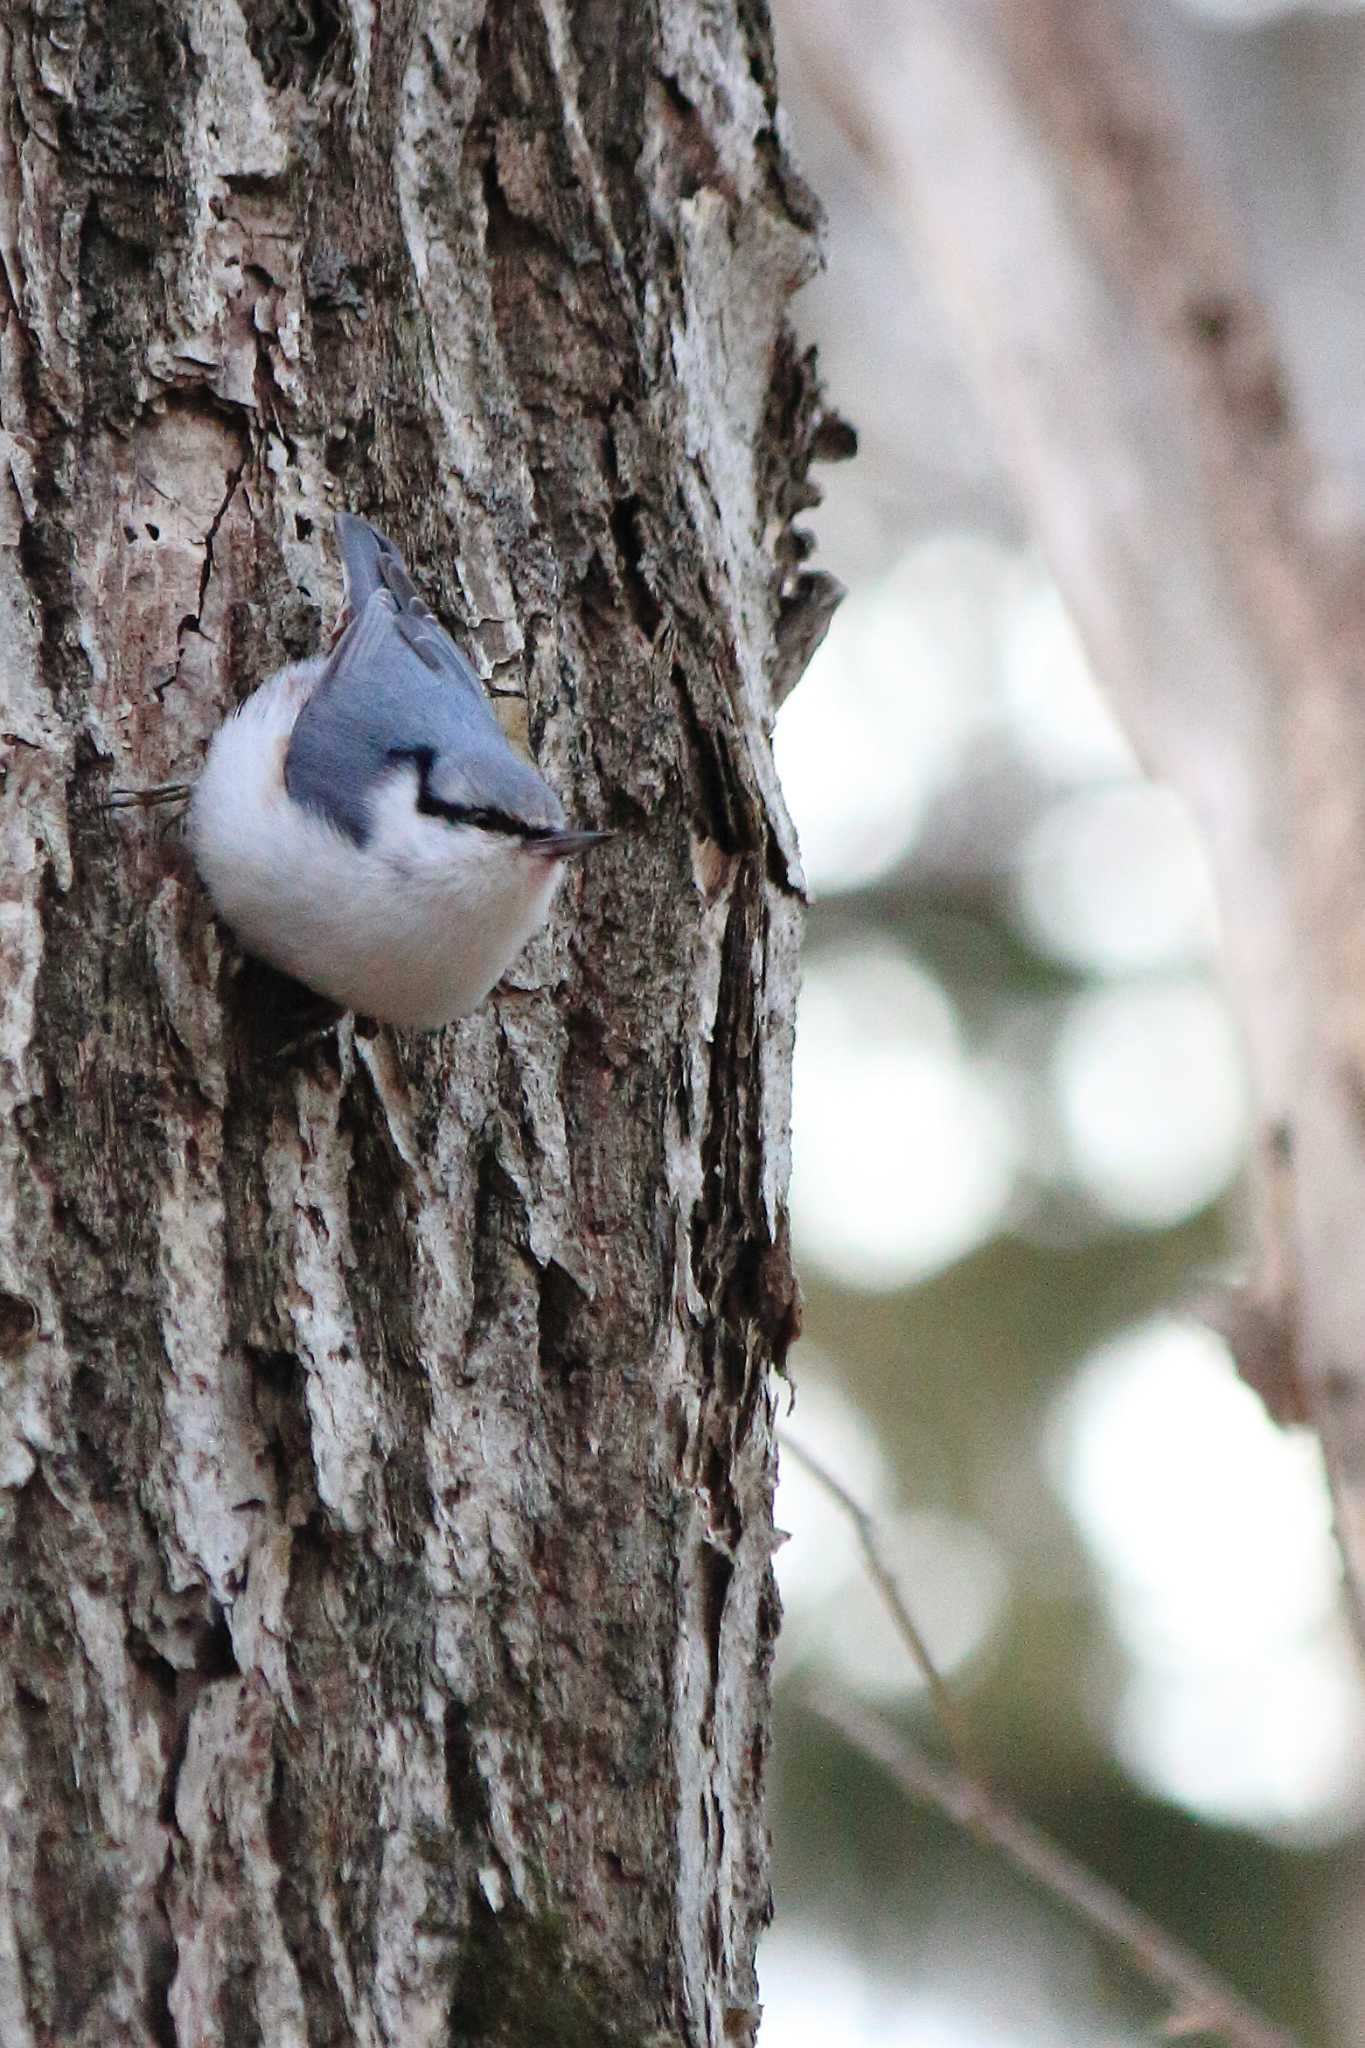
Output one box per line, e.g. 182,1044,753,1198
786,1505,1007,1700
1113,1641,1365,1841
759,1918,1151,2048
776,1375,1009,1699
1051,1318,1365,1836
1052,980,1248,1225
1012,783,1219,976
998,574,1136,785
775,1375,896,1620
791,940,1021,1287
1054,1320,1338,1657
778,544,1153,901
775,532,1013,893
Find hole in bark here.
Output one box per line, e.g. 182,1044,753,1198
444,1699,492,1840
608,496,662,637
146,1932,178,2048
700,1531,735,1687
196,1603,240,1679
240,0,347,89
0,1290,38,1354
127,1627,179,1704
145,523,160,540
254,1348,302,1392
536,1259,588,1379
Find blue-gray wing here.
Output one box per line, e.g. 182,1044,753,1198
285,516,558,845
332,514,495,700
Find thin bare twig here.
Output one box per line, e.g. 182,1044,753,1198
780,1429,980,1778
783,1435,1302,2048
809,1692,1302,2048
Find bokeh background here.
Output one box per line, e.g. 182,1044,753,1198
760,3,1365,2041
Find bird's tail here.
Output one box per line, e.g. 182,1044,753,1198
328,511,491,700
335,513,425,616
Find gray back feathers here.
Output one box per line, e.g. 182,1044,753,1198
285,515,563,847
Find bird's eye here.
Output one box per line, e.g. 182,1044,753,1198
465,807,545,838
389,752,543,838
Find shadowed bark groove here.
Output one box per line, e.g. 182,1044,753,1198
0,2,845,2042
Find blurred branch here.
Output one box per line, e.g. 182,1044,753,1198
784,1434,1300,2046
781,0,1365,1648
810,1691,1304,2048
780,1431,979,1773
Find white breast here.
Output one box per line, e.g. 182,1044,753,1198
188,664,565,1029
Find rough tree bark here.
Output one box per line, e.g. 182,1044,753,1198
0,4,840,2042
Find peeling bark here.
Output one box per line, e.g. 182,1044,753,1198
0,4,837,2041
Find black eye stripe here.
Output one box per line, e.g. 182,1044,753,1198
388,748,553,841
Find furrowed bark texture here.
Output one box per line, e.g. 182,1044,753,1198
0,4,835,2042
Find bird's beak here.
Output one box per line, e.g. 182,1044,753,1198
530,829,615,859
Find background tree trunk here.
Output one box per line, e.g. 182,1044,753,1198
0,4,836,2041
785,0,1365,1649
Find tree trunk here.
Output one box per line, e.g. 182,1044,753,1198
0,5,834,2041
